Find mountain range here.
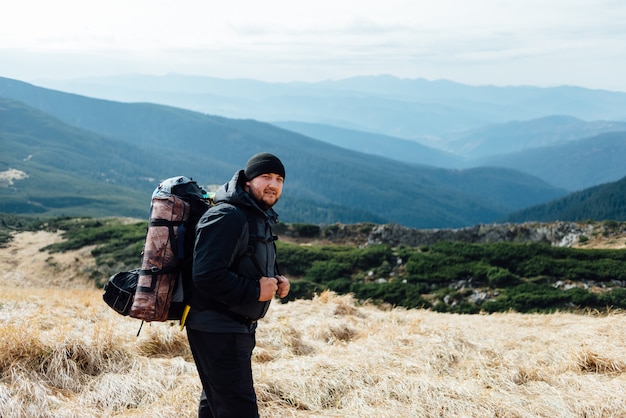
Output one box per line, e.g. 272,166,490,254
34,74,626,191
2,74,626,228
34,73,626,138
272,119,626,191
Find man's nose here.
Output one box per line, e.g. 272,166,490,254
269,178,281,187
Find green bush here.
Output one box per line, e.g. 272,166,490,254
305,260,352,283
290,223,320,238
504,283,570,313
326,278,353,293
350,281,430,309
601,288,626,309
565,287,596,307
282,280,323,302
352,244,393,270
405,252,459,282
456,302,481,314
321,224,341,238
487,267,521,287
276,242,330,276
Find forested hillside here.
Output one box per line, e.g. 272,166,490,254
0,77,567,228
476,131,626,191
507,175,626,223
274,118,626,192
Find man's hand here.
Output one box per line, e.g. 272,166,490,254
258,275,291,301
258,276,279,301
275,275,290,298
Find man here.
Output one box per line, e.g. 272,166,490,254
185,152,290,418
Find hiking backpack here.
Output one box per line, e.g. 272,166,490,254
103,176,211,325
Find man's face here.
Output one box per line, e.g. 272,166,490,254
245,173,284,209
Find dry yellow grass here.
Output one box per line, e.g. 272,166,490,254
1,231,625,417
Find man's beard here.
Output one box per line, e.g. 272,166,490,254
249,186,280,210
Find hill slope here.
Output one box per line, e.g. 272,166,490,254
0,97,156,217
442,115,626,158
272,121,463,168
0,77,567,228
275,118,626,192
507,175,626,223
477,131,626,191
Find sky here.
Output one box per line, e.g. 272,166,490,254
2,0,626,91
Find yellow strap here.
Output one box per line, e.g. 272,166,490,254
179,305,191,331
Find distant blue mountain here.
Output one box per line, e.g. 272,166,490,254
0,76,567,228
442,115,626,158
34,74,626,140
272,117,626,192
474,131,626,191
271,121,463,168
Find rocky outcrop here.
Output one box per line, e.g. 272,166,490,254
367,222,595,247
316,221,626,248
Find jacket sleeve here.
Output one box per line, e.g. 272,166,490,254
192,205,260,307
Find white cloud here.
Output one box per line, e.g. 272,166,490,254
2,0,626,91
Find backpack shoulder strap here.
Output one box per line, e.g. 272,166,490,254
243,210,281,275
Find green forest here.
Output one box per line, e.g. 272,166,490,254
507,174,626,223
0,89,567,229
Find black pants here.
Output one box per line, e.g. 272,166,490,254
186,329,259,418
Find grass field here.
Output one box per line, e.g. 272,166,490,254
0,232,624,417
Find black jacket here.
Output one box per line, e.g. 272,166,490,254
185,170,279,333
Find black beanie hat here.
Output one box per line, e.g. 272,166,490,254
244,153,285,180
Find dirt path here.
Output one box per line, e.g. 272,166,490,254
0,231,96,289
